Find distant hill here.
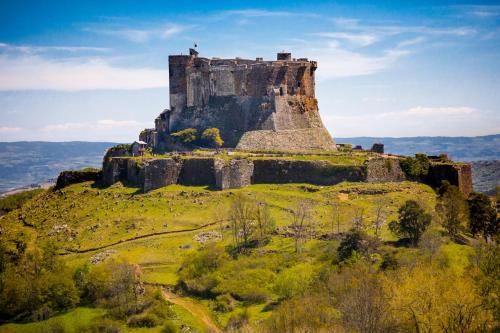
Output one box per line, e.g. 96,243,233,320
336,134,500,161
0,142,118,193
0,136,498,194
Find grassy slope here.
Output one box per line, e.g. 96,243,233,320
0,179,457,331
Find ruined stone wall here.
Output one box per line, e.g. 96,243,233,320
251,159,366,185
427,163,473,197
101,156,472,196
178,158,216,186
365,158,406,182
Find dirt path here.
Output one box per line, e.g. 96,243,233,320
162,289,222,333
60,220,222,255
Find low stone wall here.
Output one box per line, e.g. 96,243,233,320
365,158,406,182
252,159,366,185
55,169,102,190
101,156,473,196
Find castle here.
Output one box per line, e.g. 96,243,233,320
139,49,336,151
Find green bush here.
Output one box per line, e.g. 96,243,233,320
389,200,432,245
215,294,236,312
201,128,224,148
127,313,162,327
161,321,179,333
170,128,198,144
273,263,315,299
400,153,430,178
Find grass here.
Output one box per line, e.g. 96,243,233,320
0,179,445,331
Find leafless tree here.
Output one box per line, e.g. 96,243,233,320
254,202,275,242
229,194,255,248
331,201,341,234
373,199,387,237
290,200,312,253
352,206,366,230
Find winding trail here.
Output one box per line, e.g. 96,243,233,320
60,220,221,255
162,288,222,333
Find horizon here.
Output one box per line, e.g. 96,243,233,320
1,0,500,141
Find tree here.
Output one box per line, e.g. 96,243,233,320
436,184,469,238
254,202,275,243
467,192,498,241
201,128,224,150
330,201,341,234
170,128,198,144
389,200,431,245
337,229,380,262
400,153,430,179
373,199,387,237
290,200,312,253
351,206,365,230
229,194,255,249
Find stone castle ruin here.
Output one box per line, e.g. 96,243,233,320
139,49,336,151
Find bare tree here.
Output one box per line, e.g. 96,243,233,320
331,201,341,234
352,206,366,230
373,199,386,237
254,202,275,243
214,201,225,240
290,200,312,253
229,194,255,248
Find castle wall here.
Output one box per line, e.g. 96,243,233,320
163,52,333,150
101,157,473,197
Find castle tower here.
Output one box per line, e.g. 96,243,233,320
151,50,336,151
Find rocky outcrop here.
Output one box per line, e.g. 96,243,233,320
251,159,366,185
143,158,183,192
55,168,101,190
365,158,406,182
214,158,254,190
103,158,128,186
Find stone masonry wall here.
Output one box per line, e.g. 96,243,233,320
101,156,473,197
214,158,254,190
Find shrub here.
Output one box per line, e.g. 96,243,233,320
201,128,224,149
170,128,198,144
400,153,430,178
215,294,236,312
467,192,497,241
389,200,431,245
337,229,380,262
161,321,179,333
273,263,315,299
127,313,162,327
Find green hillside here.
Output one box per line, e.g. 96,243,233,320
0,180,497,332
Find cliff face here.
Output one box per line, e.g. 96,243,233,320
144,50,336,152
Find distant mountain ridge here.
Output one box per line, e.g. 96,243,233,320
0,141,118,193
336,134,500,161
0,135,498,194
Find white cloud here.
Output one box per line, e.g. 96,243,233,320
222,9,294,17
0,43,110,53
313,32,379,46
0,54,169,91
1,119,152,142
84,23,190,42
0,126,23,133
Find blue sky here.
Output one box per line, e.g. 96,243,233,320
0,0,499,141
